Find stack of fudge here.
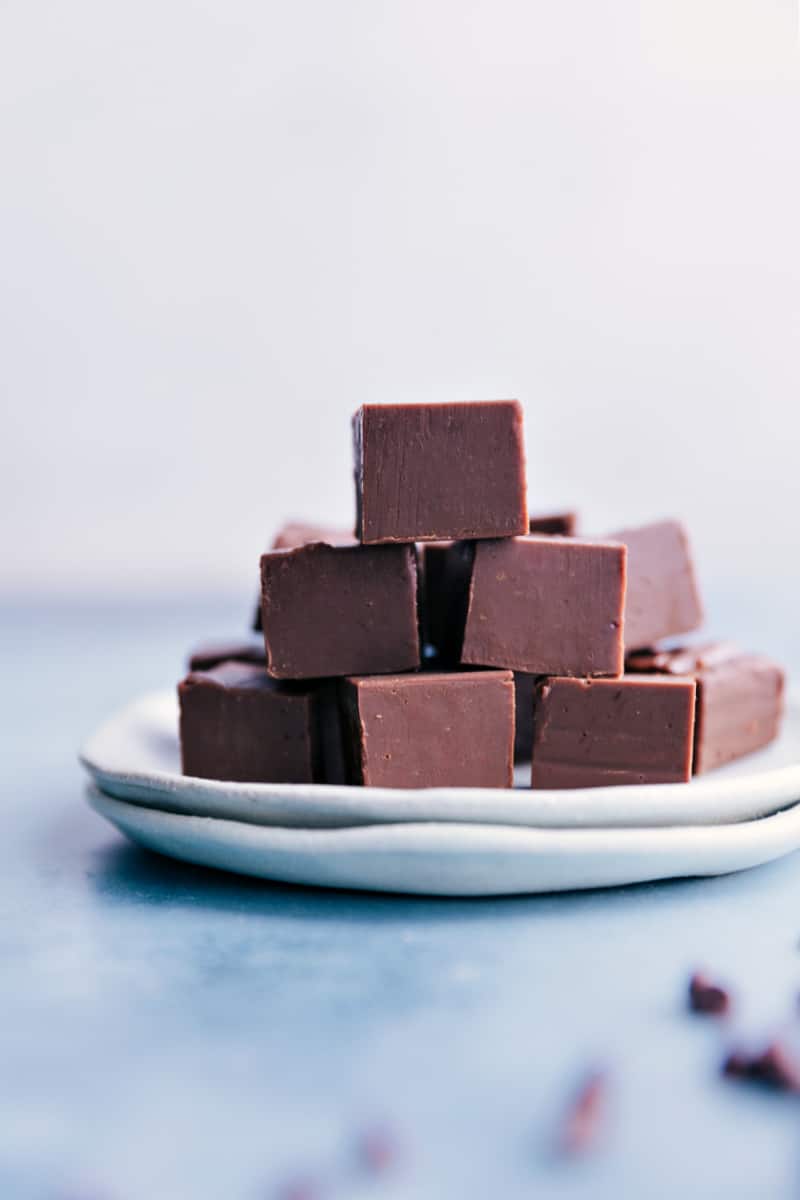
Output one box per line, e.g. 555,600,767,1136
179,401,785,791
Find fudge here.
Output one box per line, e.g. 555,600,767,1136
253,522,356,631
420,512,576,662
188,638,266,672
530,675,696,789
610,520,703,650
353,401,528,543
260,541,420,679
626,643,785,772
529,511,577,536
461,535,626,677
179,662,325,783
340,670,515,788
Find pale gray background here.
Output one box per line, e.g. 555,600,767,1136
1,0,798,603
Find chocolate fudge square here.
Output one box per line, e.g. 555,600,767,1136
610,519,703,651
626,642,785,773
421,513,577,663
253,522,356,632
531,675,696,789
179,662,324,783
461,535,626,677
260,542,420,679
341,670,515,788
353,401,528,543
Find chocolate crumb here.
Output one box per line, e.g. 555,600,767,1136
689,971,731,1016
722,1041,800,1093
559,1070,607,1155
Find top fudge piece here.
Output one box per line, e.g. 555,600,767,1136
626,642,785,772
461,535,626,677
611,519,702,651
260,541,420,679
353,401,528,543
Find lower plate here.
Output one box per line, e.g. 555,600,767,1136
89,787,800,896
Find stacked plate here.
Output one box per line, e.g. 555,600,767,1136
81,690,800,896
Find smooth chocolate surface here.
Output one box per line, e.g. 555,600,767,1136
529,511,577,536
253,522,356,631
179,662,322,784
341,670,515,788
626,642,785,773
461,536,626,677
611,520,703,650
530,675,696,789
353,401,528,543
260,542,420,679
188,639,266,672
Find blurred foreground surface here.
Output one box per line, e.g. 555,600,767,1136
2,589,800,1200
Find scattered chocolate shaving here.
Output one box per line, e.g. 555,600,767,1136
357,1124,399,1174
722,1041,800,1093
558,1070,607,1155
689,971,731,1016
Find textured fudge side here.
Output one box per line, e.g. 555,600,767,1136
611,520,703,651
253,523,356,631
353,401,528,543
461,535,626,677
530,675,696,789
627,643,785,773
178,662,321,783
341,670,515,788
260,542,420,679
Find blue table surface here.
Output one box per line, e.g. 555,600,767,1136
3,591,800,1200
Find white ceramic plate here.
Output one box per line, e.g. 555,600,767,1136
88,786,800,896
80,690,800,831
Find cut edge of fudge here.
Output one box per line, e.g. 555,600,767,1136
353,400,529,544
461,535,627,677
178,662,324,784
530,673,697,790
340,668,515,789
626,641,786,773
259,540,421,680
610,518,704,651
